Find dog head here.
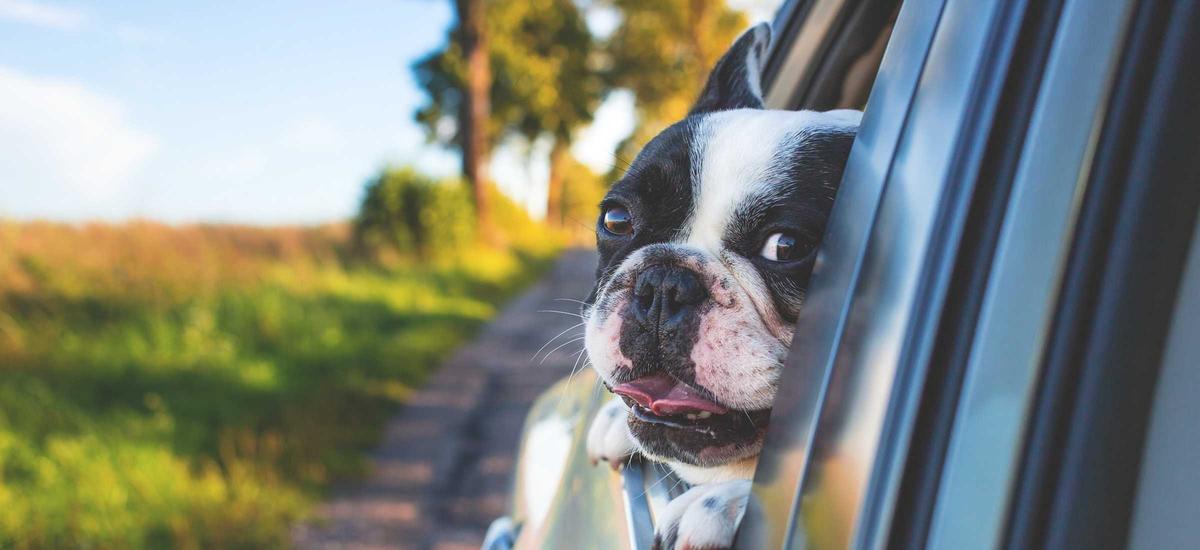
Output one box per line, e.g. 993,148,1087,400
583,23,860,473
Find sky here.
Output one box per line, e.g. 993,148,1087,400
0,0,775,224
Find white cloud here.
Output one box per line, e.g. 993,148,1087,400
0,66,157,202
0,0,87,30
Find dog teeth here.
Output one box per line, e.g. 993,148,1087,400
698,411,712,419
687,414,697,420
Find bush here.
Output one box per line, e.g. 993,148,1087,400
353,167,476,262
353,165,570,263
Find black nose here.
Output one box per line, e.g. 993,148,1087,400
632,265,708,330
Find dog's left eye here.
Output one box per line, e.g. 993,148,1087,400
760,232,800,262
602,206,634,236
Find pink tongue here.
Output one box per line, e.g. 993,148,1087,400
612,374,729,415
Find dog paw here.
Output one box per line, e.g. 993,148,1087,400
653,479,752,550
586,396,637,469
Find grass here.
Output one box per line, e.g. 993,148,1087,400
0,220,560,548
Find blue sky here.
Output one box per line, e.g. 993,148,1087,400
0,0,770,224
1,0,463,223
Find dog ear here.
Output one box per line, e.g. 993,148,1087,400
690,22,772,115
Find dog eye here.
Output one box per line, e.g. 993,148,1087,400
602,206,634,235
760,232,799,261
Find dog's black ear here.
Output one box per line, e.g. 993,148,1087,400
690,22,772,115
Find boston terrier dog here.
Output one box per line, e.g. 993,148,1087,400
582,22,861,550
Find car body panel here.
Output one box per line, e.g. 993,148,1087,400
498,371,682,550
504,371,625,549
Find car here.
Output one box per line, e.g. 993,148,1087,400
484,0,1200,547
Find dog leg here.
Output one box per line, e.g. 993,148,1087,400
653,479,752,550
586,396,637,469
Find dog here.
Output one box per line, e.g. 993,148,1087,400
581,22,861,550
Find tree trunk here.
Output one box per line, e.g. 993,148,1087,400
545,139,570,227
456,0,493,238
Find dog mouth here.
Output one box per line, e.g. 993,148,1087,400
613,374,770,436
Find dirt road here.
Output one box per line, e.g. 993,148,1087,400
293,249,598,550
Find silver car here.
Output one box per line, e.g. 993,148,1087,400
486,0,1200,547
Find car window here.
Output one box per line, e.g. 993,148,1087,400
764,0,901,110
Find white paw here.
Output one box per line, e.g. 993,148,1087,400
653,480,751,550
586,396,637,469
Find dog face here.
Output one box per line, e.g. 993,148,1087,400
583,23,859,469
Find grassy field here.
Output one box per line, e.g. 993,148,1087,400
0,221,559,548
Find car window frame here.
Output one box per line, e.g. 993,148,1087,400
743,0,1152,547
781,0,1024,546
742,0,948,546
883,0,1074,544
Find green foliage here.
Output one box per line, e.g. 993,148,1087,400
604,0,747,124
601,0,747,178
354,167,475,261
414,0,602,146
488,0,602,142
353,166,564,261
413,0,603,225
0,222,557,548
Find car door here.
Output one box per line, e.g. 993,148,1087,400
739,0,1200,548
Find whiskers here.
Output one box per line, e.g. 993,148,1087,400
539,336,586,366
532,296,591,365
530,321,585,363
536,309,584,319
554,346,593,411
534,296,606,411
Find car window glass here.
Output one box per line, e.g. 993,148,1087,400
1128,218,1200,550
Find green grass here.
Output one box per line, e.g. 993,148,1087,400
0,222,559,548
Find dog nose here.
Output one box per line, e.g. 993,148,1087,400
632,265,708,330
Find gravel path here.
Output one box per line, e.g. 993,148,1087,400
293,249,598,550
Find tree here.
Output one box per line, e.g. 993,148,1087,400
458,0,493,234
412,0,493,236
414,0,601,229
601,0,747,177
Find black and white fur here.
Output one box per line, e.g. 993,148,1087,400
582,23,860,549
